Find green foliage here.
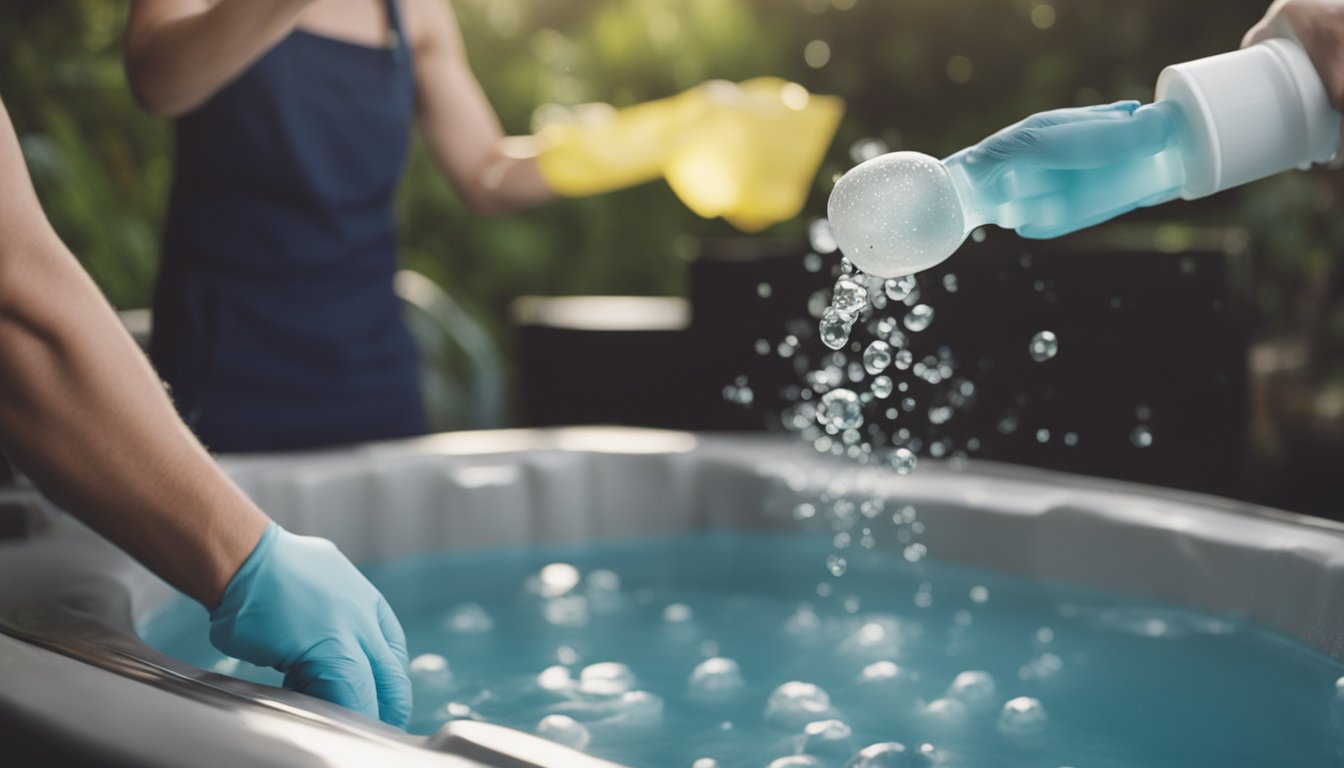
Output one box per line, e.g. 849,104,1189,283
2,0,1340,375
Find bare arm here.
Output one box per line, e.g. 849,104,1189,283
408,0,553,215
0,98,268,607
1244,0,1344,149
124,0,315,117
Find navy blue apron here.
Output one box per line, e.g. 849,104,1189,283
149,0,428,452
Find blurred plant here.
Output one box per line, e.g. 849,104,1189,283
1,0,1339,378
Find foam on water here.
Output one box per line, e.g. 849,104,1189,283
142,533,1344,768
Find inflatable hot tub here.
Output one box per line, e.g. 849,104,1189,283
1,428,1341,767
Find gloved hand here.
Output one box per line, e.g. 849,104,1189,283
664,78,845,232
945,101,1176,238
535,78,844,232
208,522,412,728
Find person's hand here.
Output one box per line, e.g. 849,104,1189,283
208,522,412,728
945,101,1176,238
1244,0,1344,151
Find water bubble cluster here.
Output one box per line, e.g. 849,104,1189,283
1029,330,1059,362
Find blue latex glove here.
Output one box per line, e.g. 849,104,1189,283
945,101,1181,238
209,522,412,728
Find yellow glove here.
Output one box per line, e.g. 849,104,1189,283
664,78,845,233
533,93,696,197
534,79,844,232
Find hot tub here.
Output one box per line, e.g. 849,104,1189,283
1,428,1342,767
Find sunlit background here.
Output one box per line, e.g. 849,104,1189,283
2,0,1342,516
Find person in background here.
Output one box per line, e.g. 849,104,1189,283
0,96,412,727
123,0,841,453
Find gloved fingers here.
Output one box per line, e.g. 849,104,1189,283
377,598,410,667
283,639,380,722
975,104,1167,170
371,598,414,728
368,637,414,729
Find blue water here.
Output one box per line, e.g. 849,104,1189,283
141,532,1344,767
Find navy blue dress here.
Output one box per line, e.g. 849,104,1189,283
149,0,429,452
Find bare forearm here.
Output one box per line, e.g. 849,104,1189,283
126,0,314,117
0,241,267,606
0,99,267,605
443,137,555,216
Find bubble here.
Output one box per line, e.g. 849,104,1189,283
768,757,826,768
893,349,913,370
810,218,839,254
689,657,745,699
408,653,452,689
827,555,848,577
441,602,494,634
758,282,773,298
819,389,864,430
532,562,580,597
828,152,967,278
693,759,720,768
942,273,959,293
802,718,856,756
863,341,894,374
1063,432,1079,447
537,665,574,693
850,137,890,164
765,681,834,728
884,275,918,301
903,305,934,332
998,696,1048,736
871,375,893,399
839,618,903,659
664,603,694,623
1019,652,1064,680
889,448,917,475
537,714,591,750
832,278,869,316
843,742,912,768
969,585,989,604
1130,425,1154,448
803,253,824,272
578,662,636,696
210,657,241,675
946,670,996,707
1024,331,1060,363
433,701,483,724
605,690,664,728
821,307,854,350
857,660,912,687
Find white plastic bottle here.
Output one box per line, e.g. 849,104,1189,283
827,37,1342,278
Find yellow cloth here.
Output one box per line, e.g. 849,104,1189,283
535,78,844,232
